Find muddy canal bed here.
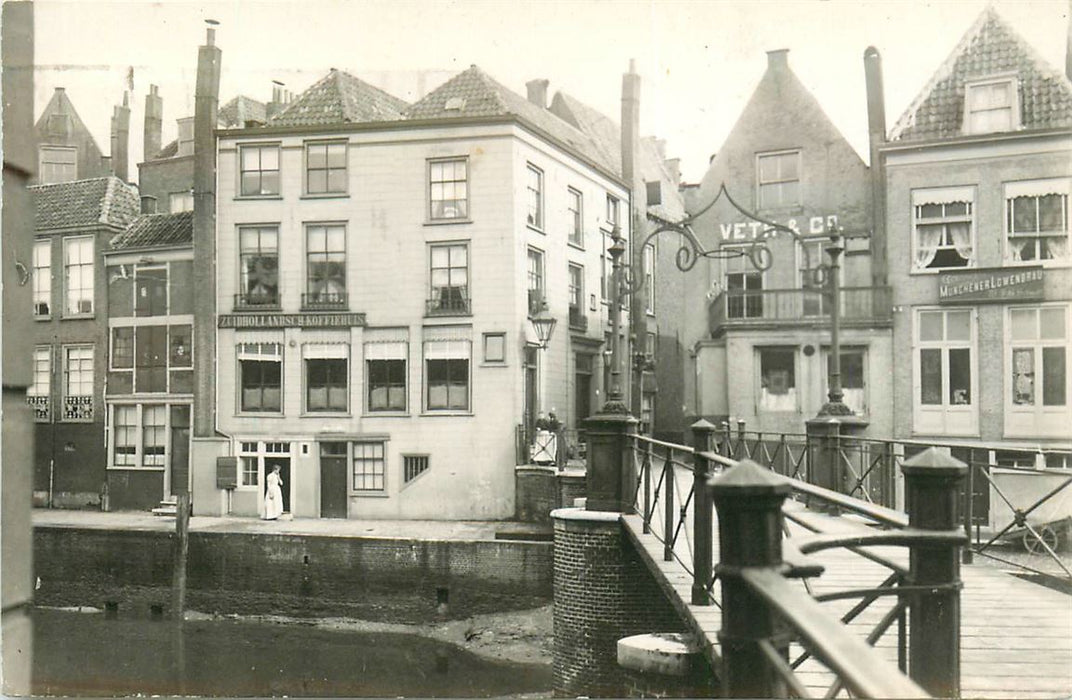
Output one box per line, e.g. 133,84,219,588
32,607,553,697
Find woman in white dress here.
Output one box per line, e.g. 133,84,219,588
264,464,284,520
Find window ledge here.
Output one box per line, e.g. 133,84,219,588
351,491,390,499
34,315,51,322
568,241,586,251
480,362,508,368
235,412,285,418
420,411,474,417
363,411,410,418
106,466,165,472
301,193,349,200
909,267,976,275
526,224,546,235
302,411,351,418
61,313,95,321
424,218,473,227
1002,259,1071,269
234,194,283,201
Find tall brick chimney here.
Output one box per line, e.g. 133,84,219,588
864,45,888,288
144,84,162,161
266,80,285,120
621,59,642,417
526,79,549,109
110,92,130,181
193,20,221,440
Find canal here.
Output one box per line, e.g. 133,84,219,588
32,608,553,697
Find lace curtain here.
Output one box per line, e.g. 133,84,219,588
916,224,942,268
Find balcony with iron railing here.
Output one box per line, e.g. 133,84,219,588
568,305,588,332
234,291,280,311
708,286,892,335
301,291,348,311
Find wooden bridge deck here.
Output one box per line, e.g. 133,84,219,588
624,502,1072,699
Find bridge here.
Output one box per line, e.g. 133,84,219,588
551,417,1072,698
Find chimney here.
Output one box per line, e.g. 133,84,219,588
140,194,157,214
177,117,194,157
766,48,789,71
110,92,130,181
266,80,285,120
665,158,681,188
526,79,549,109
1067,8,1072,81
193,19,222,440
144,84,162,161
864,45,888,288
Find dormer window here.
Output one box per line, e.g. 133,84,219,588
964,77,1019,135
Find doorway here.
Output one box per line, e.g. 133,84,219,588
523,345,539,435
265,456,291,513
169,405,191,498
319,442,348,518
575,353,593,428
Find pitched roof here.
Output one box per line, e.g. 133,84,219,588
890,8,1072,142
269,69,408,127
30,176,140,231
219,95,267,128
111,211,194,250
406,66,616,175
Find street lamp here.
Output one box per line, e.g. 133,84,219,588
530,303,557,350
816,227,854,417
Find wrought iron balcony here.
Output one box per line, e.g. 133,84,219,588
708,286,892,335
26,395,49,422
568,306,588,331
426,293,471,316
234,292,280,311
301,292,348,311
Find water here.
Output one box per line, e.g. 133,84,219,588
32,608,552,697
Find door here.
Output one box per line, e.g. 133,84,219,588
575,353,593,428
524,346,538,435
169,405,191,497
319,442,348,518
265,456,291,513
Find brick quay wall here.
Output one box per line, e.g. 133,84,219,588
34,527,552,623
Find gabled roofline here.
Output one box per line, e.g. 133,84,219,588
217,114,628,189
104,243,193,257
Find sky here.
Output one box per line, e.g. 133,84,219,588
30,0,1071,184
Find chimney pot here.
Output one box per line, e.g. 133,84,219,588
766,48,789,70
526,79,549,109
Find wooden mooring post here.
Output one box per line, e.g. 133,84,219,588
691,419,716,605
171,492,190,619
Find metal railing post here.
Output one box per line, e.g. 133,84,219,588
720,421,731,458
962,458,974,565
902,447,967,698
663,451,675,562
643,440,653,534
691,419,716,605
709,459,791,698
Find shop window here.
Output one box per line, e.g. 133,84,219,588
1005,179,1069,263
1007,305,1070,437
913,188,974,271
425,340,470,412
113,405,138,466
429,158,468,220
365,340,407,412
238,342,283,413
352,441,385,492
109,403,179,469
914,309,977,435
758,348,797,412
306,141,347,195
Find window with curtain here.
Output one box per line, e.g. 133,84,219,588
1005,179,1069,263
759,347,797,412
1009,306,1067,408
238,342,283,412
428,243,469,314
913,188,974,270
239,226,279,306
425,339,470,411
305,224,347,307
429,158,468,220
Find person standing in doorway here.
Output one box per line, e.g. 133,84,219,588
264,464,283,520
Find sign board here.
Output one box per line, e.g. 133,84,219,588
718,214,841,241
216,456,238,490
938,267,1044,304
218,312,367,329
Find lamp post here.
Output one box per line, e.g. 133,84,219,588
817,227,852,417
530,302,557,350
601,226,630,415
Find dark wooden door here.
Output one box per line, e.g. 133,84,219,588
169,405,191,497
319,442,348,518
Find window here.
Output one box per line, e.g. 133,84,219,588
429,158,468,219
640,392,654,434
366,341,407,412
526,165,543,229
113,405,137,466
483,333,506,363
305,224,346,308
528,248,544,315
606,194,620,229
169,191,194,212
1007,305,1070,437
141,405,166,466
239,442,260,487
352,441,385,491
799,239,832,316
759,348,796,412
38,146,77,184
33,240,50,317
238,342,282,413
238,226,279,307
826,348,867,415
63,345,93,421
109,324,190,394
236,440,291,488
568,188,583,246
646,181,662,207
915,309,976,435
1005,179,1069,263
135,267,168,317
425,340,470,411
428,243,469,315
27,346,51,422
304,345,348,413
913,188,974,270
239,144,280,196
643,244,655,313
724,245,763,319
63,236,93,315
306,141,346,195
757,150,801,209
568,264,584,328
403,455,430,484
965,78,1018,135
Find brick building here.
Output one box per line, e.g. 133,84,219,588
191,66,630,519
101,211,194,510
682,49,891,436
33,87,120,184
28,176,140,507
881,8,1072,460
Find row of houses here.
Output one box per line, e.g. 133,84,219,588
26,7,1071,520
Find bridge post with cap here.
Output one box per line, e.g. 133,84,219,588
902,446,967,698
691,419,716,605
709,459,792,698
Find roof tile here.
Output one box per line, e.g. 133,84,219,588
269,70,408,127
111,211,193,250
30,176,140,231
